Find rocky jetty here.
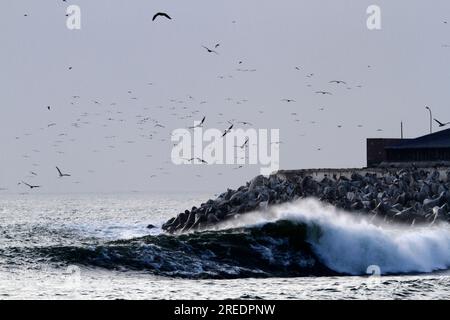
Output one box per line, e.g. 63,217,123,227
162,167,450,233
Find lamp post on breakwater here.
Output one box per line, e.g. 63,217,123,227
425,106,433,134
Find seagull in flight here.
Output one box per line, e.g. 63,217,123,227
202,45,219,54
189,116,206,129
56,166,71,177
21,181,41,189
152,12,171,21
240,138,249,149
237,121,253,126
281,99,296,103
315,91,333,95
329,80,347,85
182,157,208,164
434,118,450,127
222,124,233,137
196,158,208,164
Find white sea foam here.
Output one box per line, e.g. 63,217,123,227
216,198,450,275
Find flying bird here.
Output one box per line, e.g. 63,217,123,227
281,99,296,103
189,116,206,129
182,157,208,164
237,121,252,126
329,80,347,85
152,12,171,21
202,46,219,54
222,124,233,137
56,166,71,177
240,138,249,149
196,158,208,164
434,118,450,127
315,91,333,95
21,181,40,189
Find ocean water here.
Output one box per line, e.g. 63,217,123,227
0,192,450,300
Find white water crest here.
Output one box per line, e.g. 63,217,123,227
213,198,450,275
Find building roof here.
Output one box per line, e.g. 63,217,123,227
386,128,450,150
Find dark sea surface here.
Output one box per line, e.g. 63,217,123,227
1,193,449,299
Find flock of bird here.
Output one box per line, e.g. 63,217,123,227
4,9,449,193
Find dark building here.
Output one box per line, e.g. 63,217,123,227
367,128,450,167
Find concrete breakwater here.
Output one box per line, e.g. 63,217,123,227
161,166,450,233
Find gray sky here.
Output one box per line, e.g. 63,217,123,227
1,0,450,194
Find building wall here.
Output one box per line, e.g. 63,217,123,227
366,138,406,167
386,148,450,162
276,167,450,182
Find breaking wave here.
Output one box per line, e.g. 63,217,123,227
10,199,450,278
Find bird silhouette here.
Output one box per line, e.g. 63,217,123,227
182,157,208,164
240,138,249,149
152,12,171,21
21,181,40,189
202,46,219,54
189,116,206,129
56,166,71,177
329,80,347,85
434,118,450,127
237,121,252,126
196,158,208,164
315,91,333,95
222,124,233,137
